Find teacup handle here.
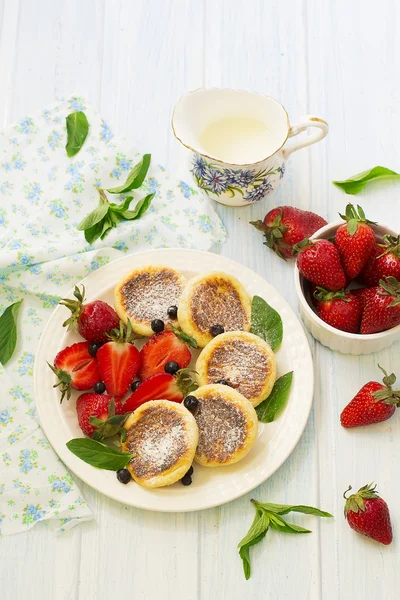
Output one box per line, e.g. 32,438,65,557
282,115,328,159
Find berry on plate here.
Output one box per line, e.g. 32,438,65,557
314,287,362,333
96,321,141,398
360,276,400,334
60,285,119,343
359,234,400,286
251,206,327,260
344,483,393,545
294,239,347,290
76,394,125,439
340,365,400,428
49,341,100,402
139,330,191,380
334,204,376,279
123,369,198,413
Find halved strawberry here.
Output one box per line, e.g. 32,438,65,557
76,394,125,438
96,322,141,398
49,341,100,402
122,369,198,413
139,330,192,380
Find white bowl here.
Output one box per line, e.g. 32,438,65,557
294,221,400,355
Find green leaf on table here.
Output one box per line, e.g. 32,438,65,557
332,166,400,195
77,201,109,231
106,154,151,194
66,437,133,470
0,300,23,366
238,507,270,580
256,371,293,423
267,513,311,534
65,111,89,157
250,295,283,350
118,193,154,220
253,501,333,518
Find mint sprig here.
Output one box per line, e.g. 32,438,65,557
256,371,293,423
66,437,133,470
106,154,151,194
250,295,283,350
0,300,23,366
238,499,333,580
65,111,89,157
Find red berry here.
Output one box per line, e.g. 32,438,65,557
294,239,347,290
123,373,183,412
76,393,125,438
344,483,393,545
314,288,362,333
49,341,100,402
96,326,141,398
359,235,400,286
360,276,400,334
335,204,376,279
60,285,119,343
340,366,400,428
351,287,377,311
251,206,327,260
139,330,191,380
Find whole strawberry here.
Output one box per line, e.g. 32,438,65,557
344,483,393,545
294,238,347,290
251,206,327,260
314,287,362,333
361,276,400,334
340,365,400,428
359,234,400,286
60,285,119,343
335,204,376,279
76,394,125,439
351,286,377,310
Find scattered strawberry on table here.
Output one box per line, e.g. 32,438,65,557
251,206,327,260
60,285,120,343
314,287,362,333
359,234,400,286
360,276,400,334
48,341,100,402
340,365,400,428
344,483,393,545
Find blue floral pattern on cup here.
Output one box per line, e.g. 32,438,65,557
191,154,284,202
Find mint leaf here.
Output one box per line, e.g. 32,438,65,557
238,508,270,580
106,154,151,194
267,513,311,534
0,300,23,365
333,166,400,195
256,371,293,423
77,202,109,231
66,438,133,470
254,501,333,518
118,193,155,220
250,295,283,350
65,111,89,157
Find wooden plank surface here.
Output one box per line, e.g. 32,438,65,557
0,1,399,598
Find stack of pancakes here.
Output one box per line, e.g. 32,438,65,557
114,265,278,489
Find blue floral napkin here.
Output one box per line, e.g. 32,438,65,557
0,96,225,536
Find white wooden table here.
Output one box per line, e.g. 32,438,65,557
1,1,399,598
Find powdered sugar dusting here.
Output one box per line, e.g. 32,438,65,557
126,404,188,478
121,268,185,324
195,393,247,463
190,277,249,333
206,339,269,399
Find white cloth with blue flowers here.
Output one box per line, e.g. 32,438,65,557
0,96,225,536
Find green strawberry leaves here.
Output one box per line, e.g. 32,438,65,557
338,203,376,236
333,166,400,195
250,295,283,351
256,372,293,423
90,398,127,441
66,437,133,470
168,325,198,349
0,300,23,366
238,499,333,579
77,154,153,244
65,111,89,157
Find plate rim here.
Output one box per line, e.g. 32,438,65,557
34,248,314,512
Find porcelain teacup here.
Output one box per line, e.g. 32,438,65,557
172,88,328,207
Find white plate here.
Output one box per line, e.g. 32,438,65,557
34,249,314,512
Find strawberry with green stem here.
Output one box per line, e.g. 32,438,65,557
49,341,100,402
314,287,362,333
344,483,393,545
340,365,400,428
359,234,400,286
76,394,126,439
361,276,400,334
123,368,198,412
335,204,376,279
293,238,347,290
